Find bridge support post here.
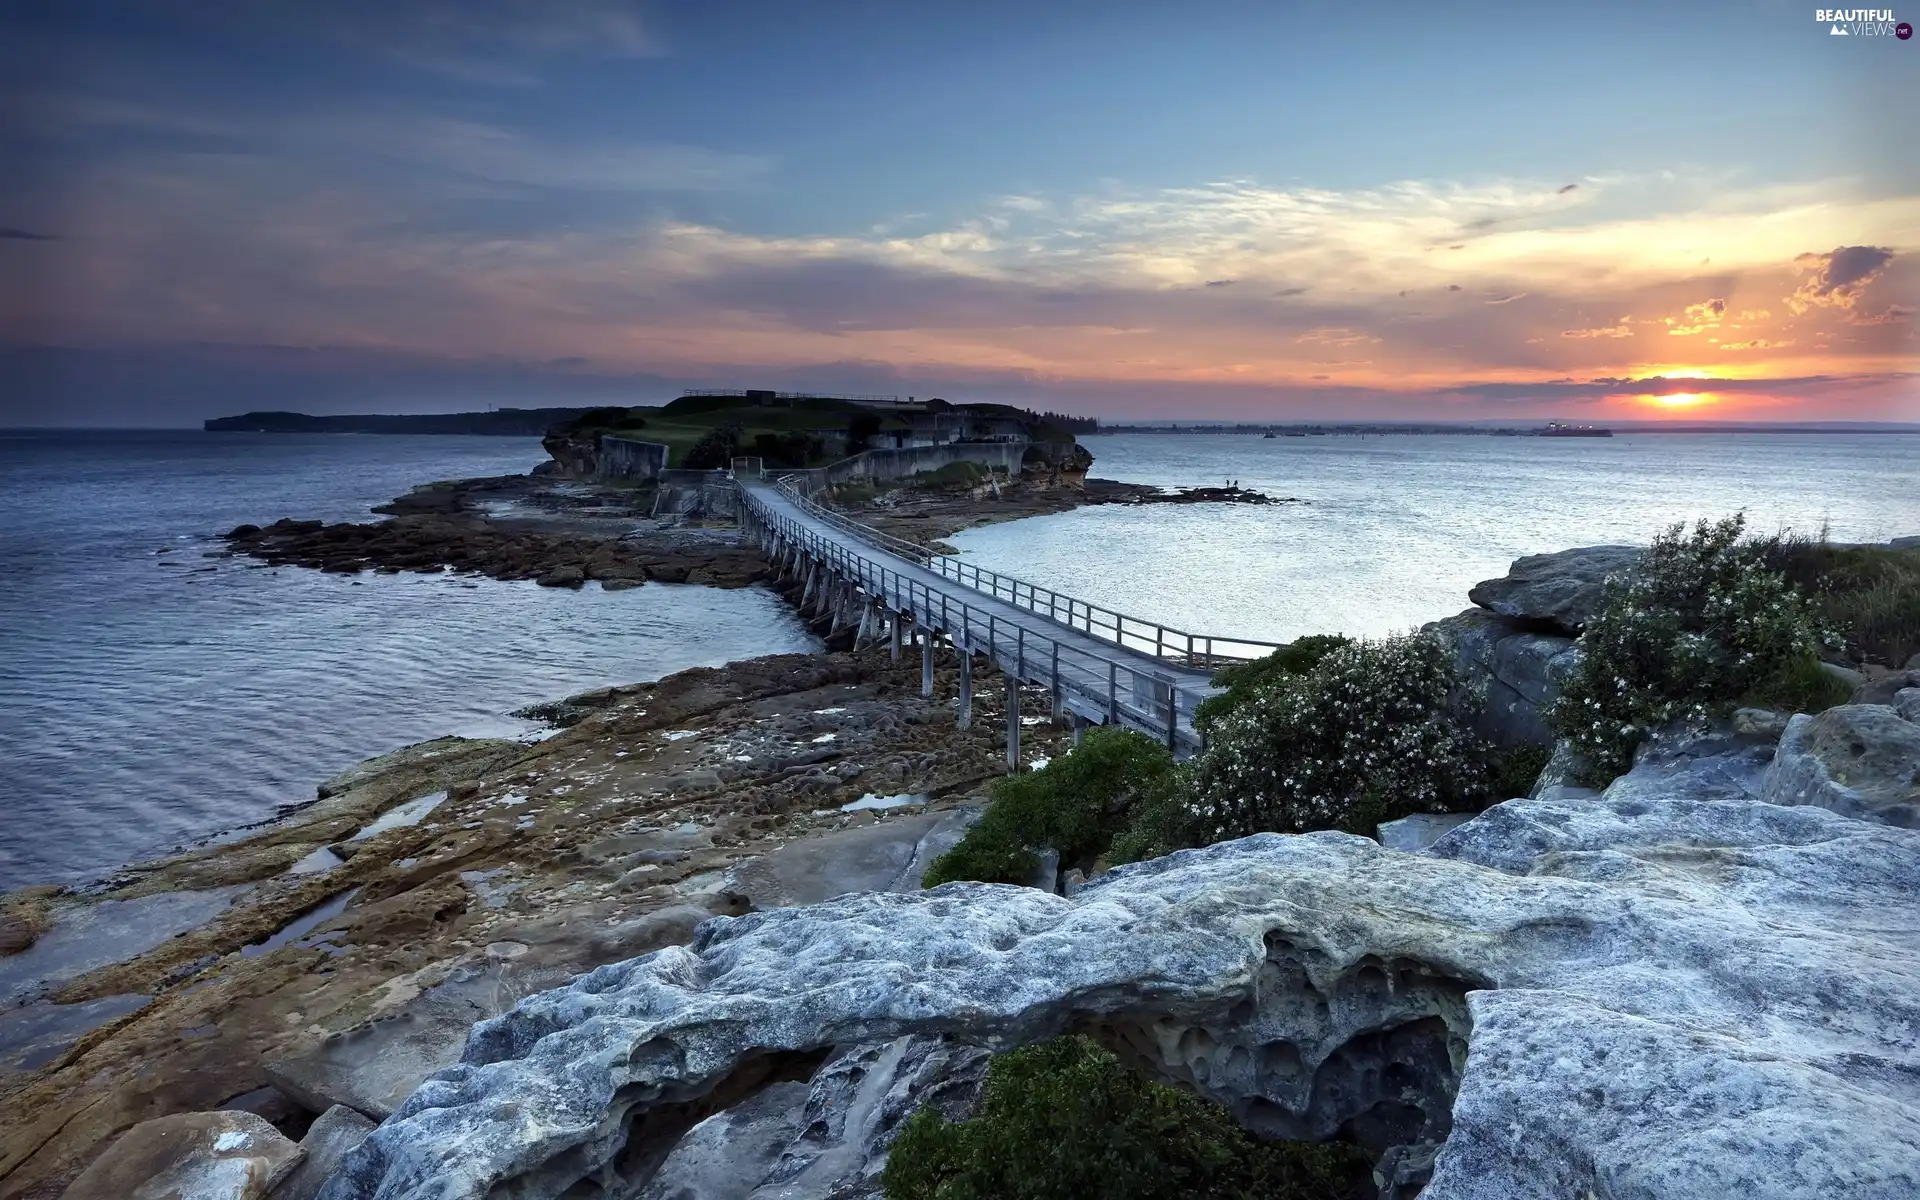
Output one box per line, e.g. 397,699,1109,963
1071,712,1086,747
889,610,902,661
1006,674,1019,772
958,651,972,731
921,629,934,697
800,562,816,607
853,603,872,649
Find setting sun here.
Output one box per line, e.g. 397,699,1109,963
1645,392,1716,410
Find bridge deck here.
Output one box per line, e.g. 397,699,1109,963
738,477,1233,752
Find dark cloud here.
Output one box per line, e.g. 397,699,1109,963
1205,279,1235,287
0,227,59,241
1447,284,1462,292
1557,183,1579,194
1789,245,1894,312
1273,287,1308,297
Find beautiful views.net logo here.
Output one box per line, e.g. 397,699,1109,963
1815,7,1912,36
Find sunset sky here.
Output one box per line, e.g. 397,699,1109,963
2,0,1916,425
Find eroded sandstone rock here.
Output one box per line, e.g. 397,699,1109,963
66,1111,302,1200
321,742,1920,1200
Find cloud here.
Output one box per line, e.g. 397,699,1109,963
1851,304,1915,325
1557,183,1580,194
1447,284,1462,291
1205,279,1235,287
330,0,663,85
1666,297,1727,335
1788,245,1894,313
0,227,59,241
1719,339,1793,350
1484,292,1527,305
1561,322,1633,339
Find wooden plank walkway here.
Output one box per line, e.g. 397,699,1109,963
735,474,1273,758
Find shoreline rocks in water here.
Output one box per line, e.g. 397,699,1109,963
0,650,1069,1198
223,475,773,590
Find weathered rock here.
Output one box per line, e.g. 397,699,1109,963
269,1106,376,1200
322,750,1920,1200
1425,608,1579,748
1732,706,1791,740
1898,688,1920,723
633,1081,810,1200
534,565,585,589
1375,812,1476,852
66,1111,302,1200
1820,660,1868,691
1465,545,1640,635
1760,704,1920,828
742,1035,990,1199
722,808,979,911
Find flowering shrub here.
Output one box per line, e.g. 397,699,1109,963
1117,632,1489,858
1547,513,1837,782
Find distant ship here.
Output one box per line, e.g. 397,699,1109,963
1263,431,1277,438
1536,421,1613,438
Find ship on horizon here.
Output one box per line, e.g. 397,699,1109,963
1536,420,1614,438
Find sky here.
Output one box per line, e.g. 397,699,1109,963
1,0,1916,426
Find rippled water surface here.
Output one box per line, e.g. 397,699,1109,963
951,432,1917,645
0,432,818,891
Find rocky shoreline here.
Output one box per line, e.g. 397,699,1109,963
0,646,1069,1197
6,457,1917,1199
218,469,1291,585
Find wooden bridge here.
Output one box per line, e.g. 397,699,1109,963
729,459,1284,766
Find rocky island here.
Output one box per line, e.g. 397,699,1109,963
3,420,1917,1200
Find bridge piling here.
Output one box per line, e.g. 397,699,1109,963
921,631,934,697
889,611,902,661
1006,674,1019,772
958,651,973,731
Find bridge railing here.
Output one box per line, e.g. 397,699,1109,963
736,485,1207,749
759,475,1281,669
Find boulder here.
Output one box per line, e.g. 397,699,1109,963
1899,689,1920,723
66,1111,302,1200
534,565,585,589
1465,544,1640,635
1375,812,1476,852
322,750,1920,1200
1760,704,1920,828
270,1106,376,1200
1425,608,1580,748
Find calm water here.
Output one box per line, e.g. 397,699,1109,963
0,432,818,892
951,432,1918,645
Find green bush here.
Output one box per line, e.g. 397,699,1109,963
914,461,987,490
1195,635,1351,731
681,424,742,469
1119,633,1489,859
1548,513,1832,783
1759,533,1920,666
922,729,1176,887
1486,742,1552,802
882,1035,1372,1200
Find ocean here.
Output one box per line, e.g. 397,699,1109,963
1,428,1912,892
951,431,1920,644
0,432,819,893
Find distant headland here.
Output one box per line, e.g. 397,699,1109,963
203,408,604,435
